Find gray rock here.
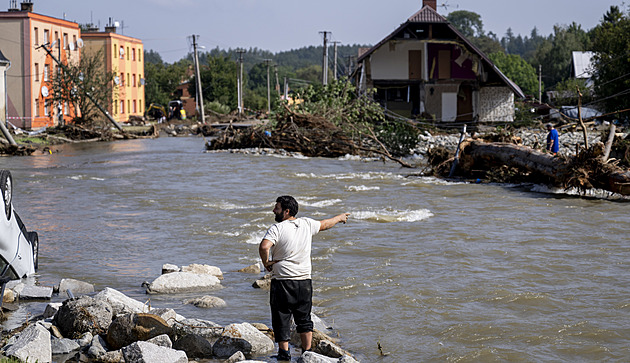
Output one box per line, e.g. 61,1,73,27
297,351,338,363
75,331,93,348
162,263,180,274
252,279,271,290
100,350,125,362
57,278,95,297
183,295,226,308
122,341,188,363
106,313,174,350
172,318,223,341
225,350,246,362
212,322,274,358
87,334,108,359
16,285,53,300
148,308,179,327
316,340,344,358
172,333,213,358
53,296,113,338
43,302,62,319
146,334,172,348
4,323,52,363
51,336,80,355
94,287,151,315
146,272,222,294
237,263,261,274
180,263,223,279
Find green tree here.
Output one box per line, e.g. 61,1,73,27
591,6,630,113
144,58,188,108
531,23,591,88
51,47,117,126
447,10,484,38
489,52,540,97
191,55,237,110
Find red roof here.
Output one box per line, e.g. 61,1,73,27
407,5,448,23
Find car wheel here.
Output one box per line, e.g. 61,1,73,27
0,170,12,220
27,231,39,271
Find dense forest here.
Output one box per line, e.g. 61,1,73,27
143,5,630,120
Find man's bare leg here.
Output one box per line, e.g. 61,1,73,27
300,331,312,351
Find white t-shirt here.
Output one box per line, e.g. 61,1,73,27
263,217,321,280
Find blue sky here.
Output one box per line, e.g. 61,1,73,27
27,0,625,63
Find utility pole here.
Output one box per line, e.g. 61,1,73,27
346,56,353,77
192,35,205,123
264,59,272,115
274,64,280,95
236,48,245,117
320,31,329,85
332,41,340,80
284,77,288,101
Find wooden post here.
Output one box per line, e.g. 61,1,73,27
576,86,588,150
449,124,467,177
602,124,616,162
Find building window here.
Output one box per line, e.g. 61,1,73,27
139,100,142,111
114,101,118,114
35,98,39,117
44,100,50,116
120,100,125,114
126,47,130,60
34,63,39,81
44,29,49,44
133,100,136,113
132,74,136,87
63,33,68,49
127,100,130,114
54,31,58,44
127,73,130,87
119,46,124,59
138,51,141,62
34,27,39,45
132,48,135,61
73,35,77,50
43,65,49,81
120,72,124,87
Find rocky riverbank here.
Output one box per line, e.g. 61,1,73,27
0,263,359,363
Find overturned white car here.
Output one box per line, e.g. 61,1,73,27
0,170,38,279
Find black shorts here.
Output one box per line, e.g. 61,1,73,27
270,279,313,342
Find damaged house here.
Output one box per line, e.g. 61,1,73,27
355,0,524,123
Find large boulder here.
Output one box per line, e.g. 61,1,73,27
172,318,223,342
14,284,53,300
50,336,80,355
56,278,95,297
106,313,174,350
3,323,52,363
146,271,221,294
122,341,188,363
180,263,223,279
94,287,151,315
237,263,261,274
297,351,359,363
172,333,213,358
53,296,113,338
212,322,274,358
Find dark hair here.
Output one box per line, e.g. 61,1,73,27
276,195,298,217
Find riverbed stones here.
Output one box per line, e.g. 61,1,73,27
146,271,222,294
162,263,179,274
13,284,53,300
298,351,359,363
105,312,174,350
183,295,226,308
212,322,274,358
56,278,95,297
3,323,52,363
53,296,113,338
43,302,62,319
51,336,80,355
122,340,188,363
147,333,173,348
171,318,223,341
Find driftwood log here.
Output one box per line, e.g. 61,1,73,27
454,139,630,196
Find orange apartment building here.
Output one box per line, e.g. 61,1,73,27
0,1,81,129
82,23,145,123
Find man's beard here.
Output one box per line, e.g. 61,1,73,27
274,211,284,223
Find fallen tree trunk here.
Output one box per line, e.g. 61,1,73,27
454,139,630,196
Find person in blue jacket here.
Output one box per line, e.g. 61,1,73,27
546,123,559,155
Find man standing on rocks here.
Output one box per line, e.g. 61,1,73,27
259,195,349,361
546,123,560,155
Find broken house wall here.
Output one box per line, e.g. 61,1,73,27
369,40,425,80
478,87,514,122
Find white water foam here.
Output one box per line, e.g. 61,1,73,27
294,171,403,181
351,208,433,222
347,185,380,192
299,199,342,208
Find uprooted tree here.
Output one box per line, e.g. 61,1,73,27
206,79,420,167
